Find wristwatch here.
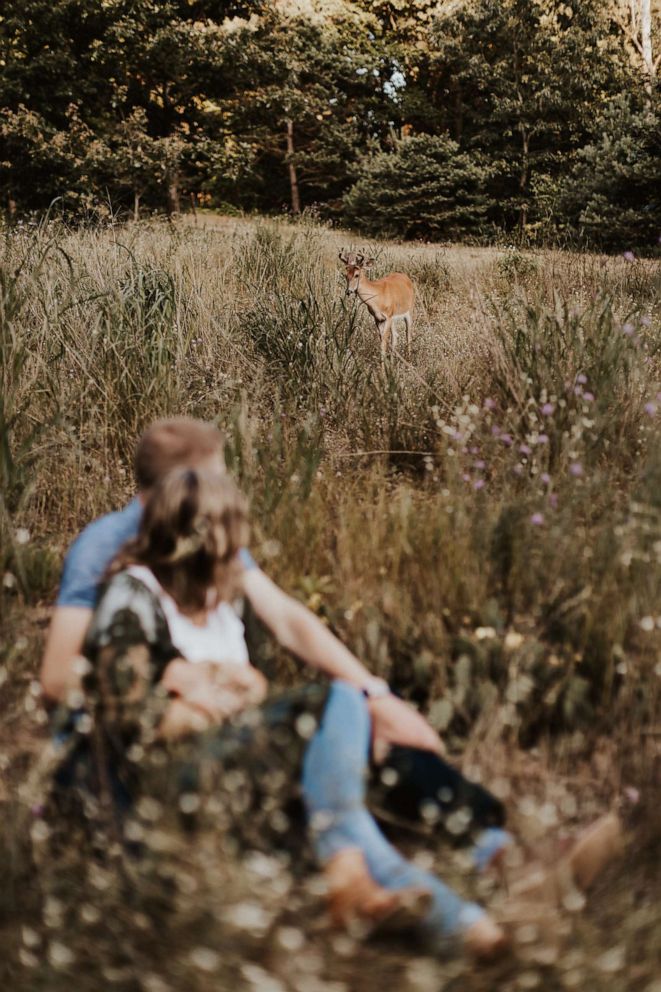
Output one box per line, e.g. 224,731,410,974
361,677,391,700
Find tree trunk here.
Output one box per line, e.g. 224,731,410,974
133,191,140,222
451,80,463,143
640,0,656,90
518,125,530,232
285,119,301,215
166,169,180,216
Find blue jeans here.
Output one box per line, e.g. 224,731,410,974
303,682,508,945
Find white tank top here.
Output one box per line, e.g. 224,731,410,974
126,564,250,666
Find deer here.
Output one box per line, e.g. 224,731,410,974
339,250,414,357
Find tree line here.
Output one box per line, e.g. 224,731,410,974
0,0,659,251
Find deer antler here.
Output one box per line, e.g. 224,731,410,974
338,249,349,263
355,251,365,265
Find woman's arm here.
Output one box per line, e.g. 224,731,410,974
241,567,443,754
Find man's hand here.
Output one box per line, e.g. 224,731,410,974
368,694,445,759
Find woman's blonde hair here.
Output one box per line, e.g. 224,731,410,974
113,468,249,613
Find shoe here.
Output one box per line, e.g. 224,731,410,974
324,848,432,933
463,915,510,961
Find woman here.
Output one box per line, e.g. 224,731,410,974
64,467,621,961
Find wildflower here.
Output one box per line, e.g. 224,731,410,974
474,459,486,469
473,478,485,491
500,433,512,446
537,433,549,444
519,444,531,456
513,464,523,476
541,472,551,485
462,473,471,482
641,315,652,327
622,251,635,262
576,374,587,385
549,493,559,508
541,402,555,416
645,402,658,416
569,462,583,477
484,398,496,411
530,512,545,526
622,322,635,336
504,631,524,651
583,391,595,402
475,626,497,640
491,425,501,436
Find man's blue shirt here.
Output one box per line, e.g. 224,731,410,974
57,498,256,609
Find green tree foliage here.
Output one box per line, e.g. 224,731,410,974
559,95,661,253
0,0,658,249
425,0,634,232
342,133,493,239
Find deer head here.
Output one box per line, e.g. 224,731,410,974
339,249,376,296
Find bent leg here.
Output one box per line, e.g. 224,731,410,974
369,744,511,869
302,682,487,942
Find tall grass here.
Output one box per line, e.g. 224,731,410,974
0,216,659,990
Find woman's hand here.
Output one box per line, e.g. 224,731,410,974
161,659,267,725
368,694,445,759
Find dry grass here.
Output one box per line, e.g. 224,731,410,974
0,214,660,991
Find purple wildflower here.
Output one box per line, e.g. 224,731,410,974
569,462,583,477
513,464,523,476
484,398,496,411
622,322,635,337
473,478,485,491
541,402,555,416
491,425,501,437
530,512,545,526
537,434,549,444
519,444,531,456
583,391,594,403
500,433,512,446
549,493,559,509
541,472,551,485
640,315,651,327
474,459,486,470
644,402,658,416
462,473,471,483
576,374,587,385
623,251,635,262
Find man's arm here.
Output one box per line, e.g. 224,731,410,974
241,568,443,754
40,606,92,702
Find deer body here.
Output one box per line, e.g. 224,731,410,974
340,251,414,356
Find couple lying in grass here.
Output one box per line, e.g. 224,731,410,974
40,417,624,962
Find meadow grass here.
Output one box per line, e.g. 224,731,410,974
0,215,659,991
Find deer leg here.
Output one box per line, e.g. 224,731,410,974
391,319,398,354
377,318,388,356
404,313,412,358
383,319,394,357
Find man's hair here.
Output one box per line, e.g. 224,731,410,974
134,418,224,490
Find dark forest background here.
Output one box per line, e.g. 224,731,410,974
1,0,659,251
